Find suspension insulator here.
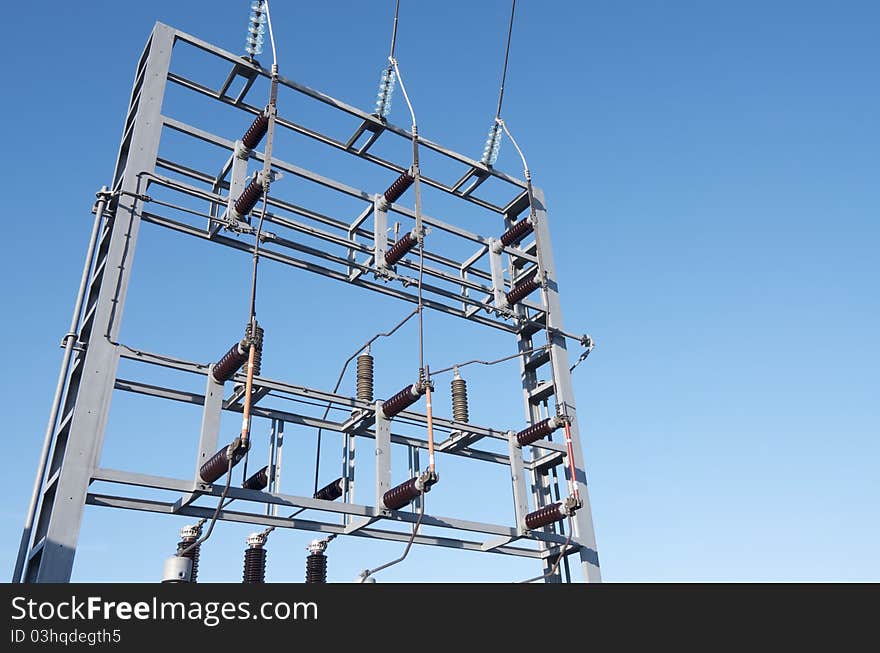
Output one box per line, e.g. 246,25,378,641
244,322,264,376
233,172,264,219
356,350,374,403
506,273,541,306
451,368,469,423
374,65,396,118
380,381,427,419
524,503,565,530
245,1,267,57
175,524,203,583
314,477,344,502
481,121,503,166
241,112,270,150
516,416,565,447
384,229,418,267
500,217,534,247
382,471,439,510
243,465,269,491
212,340,248,384
199,437,249,484
383,170,414,204
243,548,266,584
306,553,327,583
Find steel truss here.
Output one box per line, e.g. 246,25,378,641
14,22,601,582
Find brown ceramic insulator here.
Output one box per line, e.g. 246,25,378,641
356,353,374,403
380,383,424,419
451,376,469,423
243,465,269,491
516,418,560,447
244,322,264,376
384,231,418,267
242,546,266,584
212,341,248,383
233,174,264,217
505,274,540,306
241,112,270,150
305,553,327,583
314,478,344,502
382,477,421,510
499,218,534,247
199,439,248,484
524,503,564,530
175,539,200,583
383,170,414,204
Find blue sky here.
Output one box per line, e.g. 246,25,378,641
1,0,877,582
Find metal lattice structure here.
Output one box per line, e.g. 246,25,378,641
14,22,601,583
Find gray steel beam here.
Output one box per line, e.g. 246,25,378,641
21,21,601,584
531,189,601,581
374,403,391,512
85,494,542,559
89,468,572,545
23,22,174,582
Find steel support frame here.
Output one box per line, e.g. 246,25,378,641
17,21,601,583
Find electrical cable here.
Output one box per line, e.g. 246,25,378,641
310,309,418,498
518,516,575,583
495,0,517,120
569,341,595,373
358,493,426,582
388,0,401,59
241,0,280,448
179,456,234,556
430,344,549,377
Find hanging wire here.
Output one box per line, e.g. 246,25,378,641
310,309,419,499
430,345,549,376
358,494,426,582
570,340,595,373
518,516,575,583
481,0,517,166
389,0,401,59
179,457,234,556
182,0,281,557
263,0,278,67
495,0,517,120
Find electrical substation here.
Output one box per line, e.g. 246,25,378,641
14,1,601,584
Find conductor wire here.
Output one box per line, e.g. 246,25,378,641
388,0,401,59
390,45,432,463
495,0,517,120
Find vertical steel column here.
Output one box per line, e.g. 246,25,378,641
12,188,110,582
21,23,174,582
375,401,391,511
271,420,284,516
373,196,389,269
488,238,507,310
195,368,223,486
531,187,601,582
407,445,422,512
506,431,529,535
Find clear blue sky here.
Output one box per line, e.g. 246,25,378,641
1,1,877,582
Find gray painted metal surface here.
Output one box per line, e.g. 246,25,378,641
15,22,601,583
